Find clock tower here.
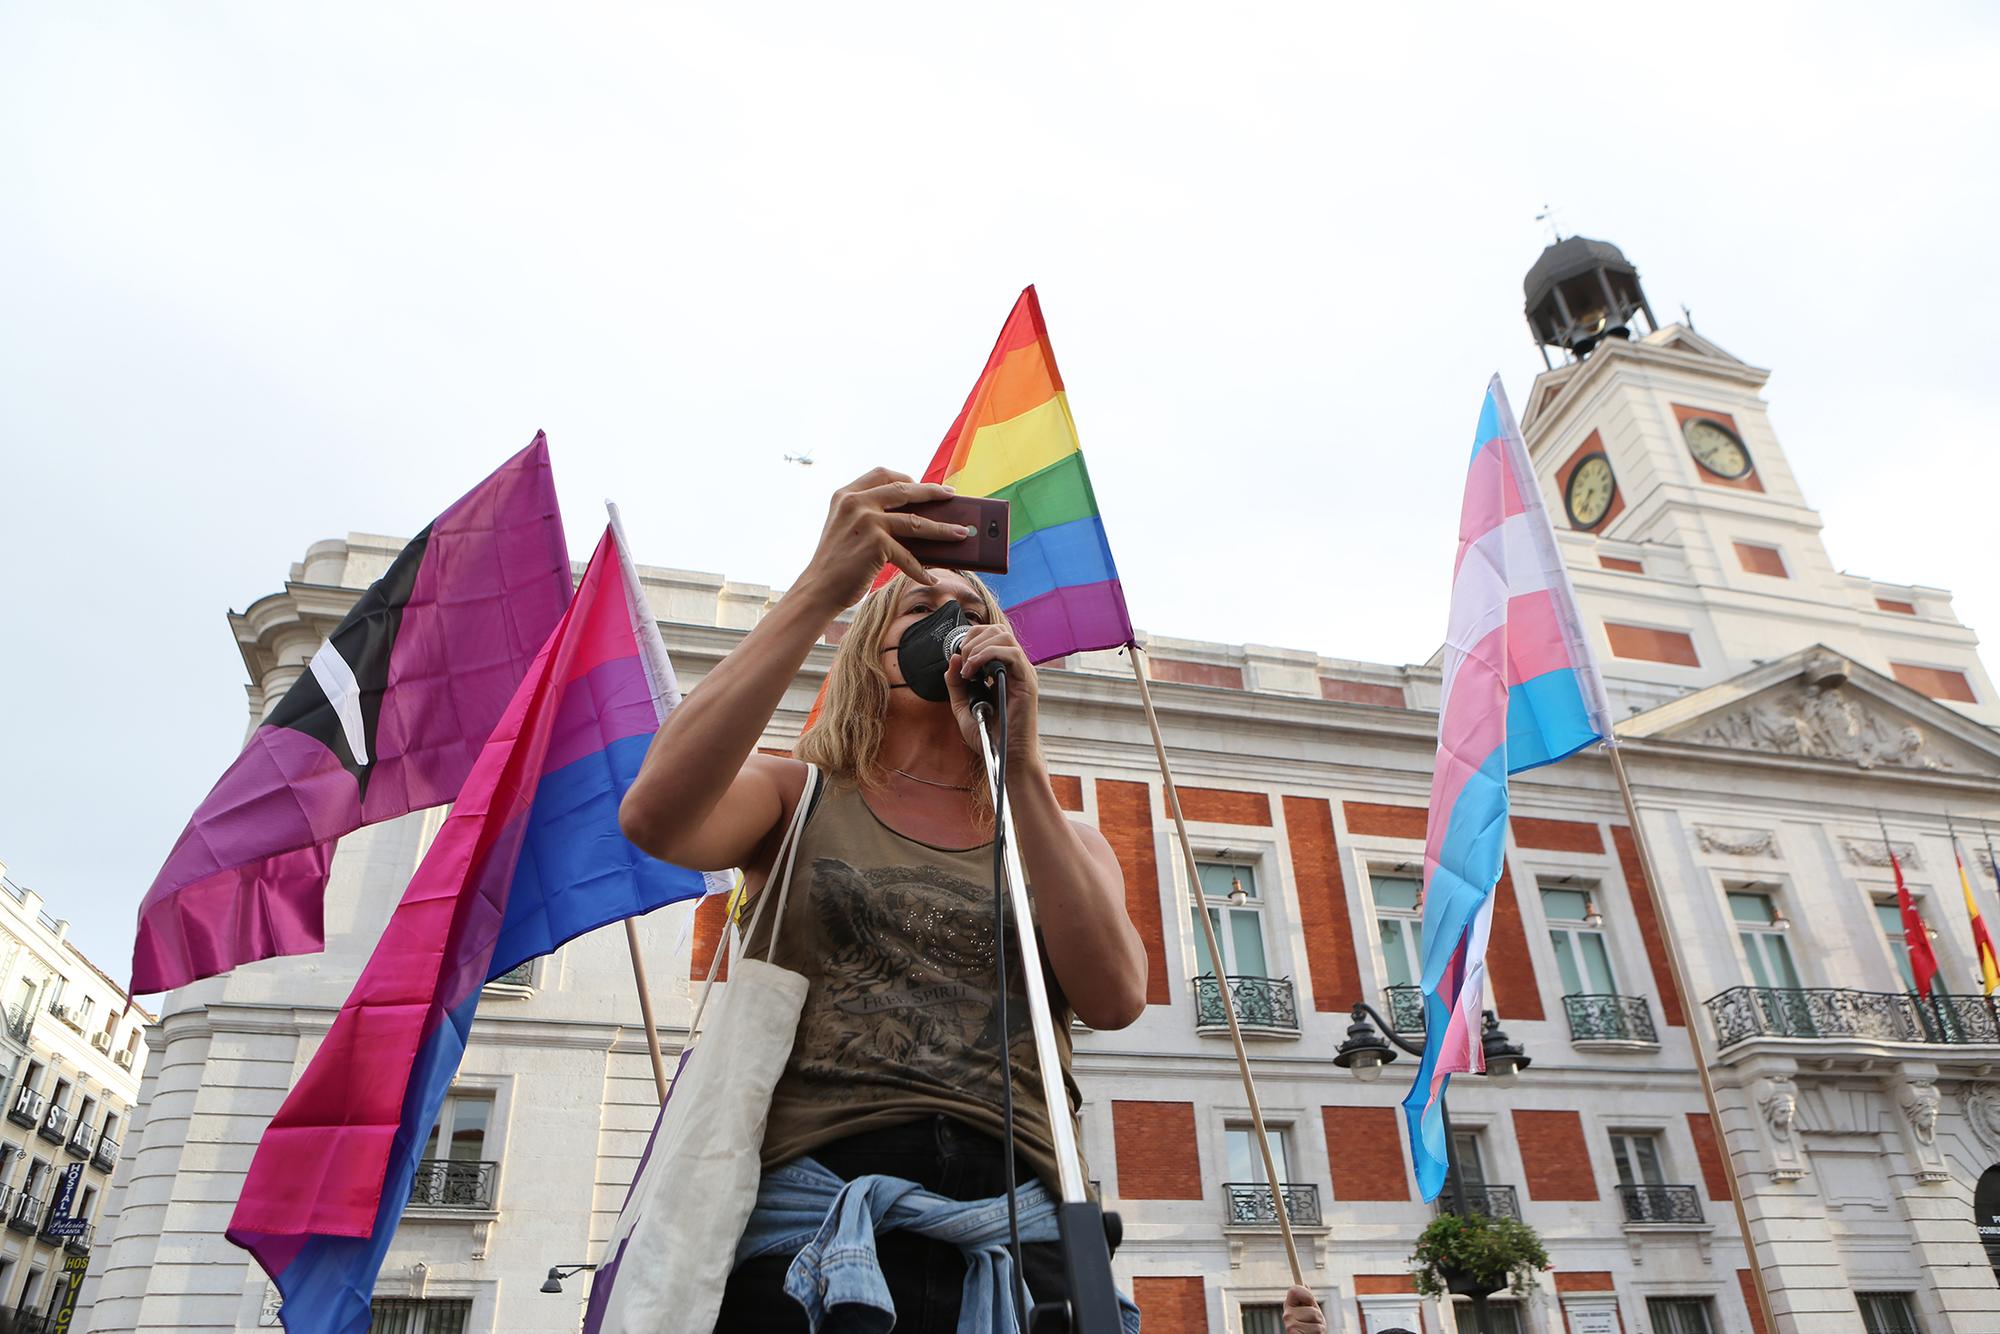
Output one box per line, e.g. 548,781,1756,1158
1516,237,1998,726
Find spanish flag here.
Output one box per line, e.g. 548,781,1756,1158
1952,824,2000,995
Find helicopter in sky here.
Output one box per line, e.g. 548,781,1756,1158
782,451,814,467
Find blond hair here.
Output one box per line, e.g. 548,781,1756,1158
796,570,1009,817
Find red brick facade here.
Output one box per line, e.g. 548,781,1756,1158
1342,801,1427,841
1599,554,1645,574
1098,779,1170,1006
1686,1110,1729,1201
1320,678,1406,707
1554,1271,1616,1292
1132,1276,1208,1332
1178,787,1273,826
1322,1105,1410,1200
1671,404,1765,493
1352,1274,1417,1294
1511,817,1604,854
1514,1109,1598,1201
1148,659,1244,689
1890,661,1978,703
1610,825,1683,1026
690,892,730,983
1050,773,1084,811
1738,1270,1768,1334
1604,622,1701,667
1112,1101,1203,1199
1487,866,1545,1021
1554,430,1626,531
1286,796,1362,1012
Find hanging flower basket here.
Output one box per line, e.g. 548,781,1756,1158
1410,1212,1550,1300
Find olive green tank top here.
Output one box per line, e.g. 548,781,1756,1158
753,780,1082,1193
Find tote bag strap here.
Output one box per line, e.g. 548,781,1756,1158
687,763,821,1040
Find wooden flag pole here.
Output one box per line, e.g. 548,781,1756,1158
1129,647,1305,1286
625,919,670,1103
1605,742,1774,1332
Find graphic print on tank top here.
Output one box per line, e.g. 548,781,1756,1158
794,856,1040,1102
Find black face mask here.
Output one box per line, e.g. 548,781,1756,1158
891,600,965,703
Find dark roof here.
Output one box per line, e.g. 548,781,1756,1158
1524,236,1637,309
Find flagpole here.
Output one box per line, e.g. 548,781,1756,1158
1128,646,1305,1287
624,920,670,1103
1604,741,1775,1333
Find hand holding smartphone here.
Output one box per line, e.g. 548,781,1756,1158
890,495,1010,575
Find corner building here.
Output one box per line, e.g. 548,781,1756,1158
85,243,2000,1333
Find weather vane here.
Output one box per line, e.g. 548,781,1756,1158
1535,203,1562,243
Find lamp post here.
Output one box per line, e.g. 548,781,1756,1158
1334,1002,1531,1334
540,1262,597,1295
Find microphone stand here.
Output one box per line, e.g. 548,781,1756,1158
970,677,1123,1334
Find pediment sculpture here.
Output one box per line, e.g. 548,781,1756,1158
1684,682,1954,771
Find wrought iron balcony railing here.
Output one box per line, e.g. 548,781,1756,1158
486,960,534,990
6,1087,41,1130
37,1105,68,1145
63,1223,93,1256
1616,1183,1705,1225
1193,975,1300,1034
6,1195,45,1235
1706,986,2000,1050
1433,1184,1520,1220
12,1310,53,1334
1563,993,1659,1045
1384,984,1426,1036
2,1001,31,1045
93,1135,119,1172
1223,1182,1322,1228
65,1124,93,1159
408,1159,497,1211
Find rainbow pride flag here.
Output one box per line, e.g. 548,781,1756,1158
227,522,708,1334
1403,376,1613,1202
918,286,1134,664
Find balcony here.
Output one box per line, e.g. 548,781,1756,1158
485,960,534,991
1384,985,1426,1036
11,1312,52,1334
1433,1184,1521,1220
1562,993,1659,1048
6,1088,41,1130
408,1159,497,1211
1193,975,1300,1037
37,1105,68,1146
63,1223,93,1256
93,1136,119,1172
1223,1182,1323,1228
66,1124,94,1160
45,1001,81,1033
1616,1183,1705,1225
6,1195,45,1236
1706,986,2000,1050
2,1001,31,1045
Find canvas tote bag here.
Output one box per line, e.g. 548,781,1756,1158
588,765,822,1334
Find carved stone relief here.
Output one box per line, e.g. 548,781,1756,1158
1693,825,1777,858
1895,1077,1949,1183
1755,1075,1807,1180
1843,837,1922,870
1685,681,1954,771
1964,1083,2000,1153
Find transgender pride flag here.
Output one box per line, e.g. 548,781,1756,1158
227,521,708,1334
1402,377,1613,1202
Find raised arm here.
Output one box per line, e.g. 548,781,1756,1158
618,468,963,871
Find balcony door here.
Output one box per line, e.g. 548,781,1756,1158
1373,875,1424,988
1192,862,1267,980
1225,1123,1290,1185
1609,1131,1665,1188
420,1094,490,1166
1729,892,1802,990
1541,887,1617,996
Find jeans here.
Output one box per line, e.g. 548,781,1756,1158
717,1114,1120,1332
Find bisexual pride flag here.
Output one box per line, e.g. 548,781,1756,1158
917,286,1134,664
132,437,571,993
1403,377,1612,1201
227,522,708,1334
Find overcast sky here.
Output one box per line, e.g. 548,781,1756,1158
4,4,1996,990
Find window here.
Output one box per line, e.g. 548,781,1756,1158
1542,887,1617,996
412,1092,497,1210
1225,1123,1290,1185
77,997,95,1026
1192,862,1268,979
1449,1300,1522,1333
368,1297,472,1334
1373,874,1425,989
1647,1297,1716,1334
1858,1292,1922,1334
1452,1130,1488,1194
1609,1131,1665,1187
23,1159,48,1198
20,1268,43,1313
1729,892,1802,990
1240,1304,1283,1334
1873,901,1948,997
76,1185,96,1222
422,1094,492,1164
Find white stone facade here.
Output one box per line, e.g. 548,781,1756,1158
82,321,2000,1334
0,862,150,1331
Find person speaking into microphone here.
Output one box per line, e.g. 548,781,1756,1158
620,467,1148,1332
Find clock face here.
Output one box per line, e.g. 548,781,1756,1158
1683,417,1752,479
1565,453,1616,529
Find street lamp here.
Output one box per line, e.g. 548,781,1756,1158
541,1263,597,1295
1334,1000,1533,1334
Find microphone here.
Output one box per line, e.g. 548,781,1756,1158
944,625,1005,710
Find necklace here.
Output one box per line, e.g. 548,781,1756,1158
890,766,976,791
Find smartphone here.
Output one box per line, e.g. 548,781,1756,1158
891,495,1011,575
